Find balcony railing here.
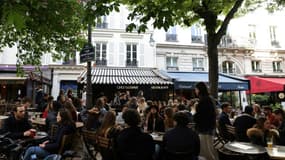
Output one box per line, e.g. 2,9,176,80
126,59,138,67
273,69,283,73
271,40,281,48
167,66,179,71
166,34,177,42
191,35,203,43
222,68,235,74
96,22,108,29
193,67,204,71
95,59,107,66
252,69,262,73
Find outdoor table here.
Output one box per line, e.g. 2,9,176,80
17,131,49,147
224,141,267,154
150,132,164,143
266,145,285,159
31,118,84,128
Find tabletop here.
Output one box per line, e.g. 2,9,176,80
266,145,285,159
224,141,267,154
150,132,163,142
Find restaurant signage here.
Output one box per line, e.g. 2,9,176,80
151,86,169,89
117,85,139,90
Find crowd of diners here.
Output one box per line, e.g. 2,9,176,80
2,82,285,160
219,102,285,147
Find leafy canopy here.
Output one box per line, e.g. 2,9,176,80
0,0,86,70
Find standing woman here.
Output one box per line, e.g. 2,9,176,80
23,108,76,160
193,82,218,160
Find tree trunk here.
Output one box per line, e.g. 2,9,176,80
207,34,219,99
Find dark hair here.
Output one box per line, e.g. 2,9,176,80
244,106,253,115
221,102,231,110
274,109,285,118
22,97,32,104
98,111,116,136
195,82,209,97
177,104,186,111
12,104,23,112
173,112,189,127
122,109,141,127
58,108,74,126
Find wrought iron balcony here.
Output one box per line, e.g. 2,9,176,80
126,59,138,67
166,34,177,42
95,59,107,66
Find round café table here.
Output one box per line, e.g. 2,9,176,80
224,141,267,154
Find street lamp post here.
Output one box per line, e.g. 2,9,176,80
86,23,93,109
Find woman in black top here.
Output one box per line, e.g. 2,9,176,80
193,82,218,160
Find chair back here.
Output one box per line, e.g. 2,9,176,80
96,135,112,149
58,134,74,155
81,129,98,159
225,124,236,136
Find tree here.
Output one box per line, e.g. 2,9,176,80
121,0,269,98
0,0,86,73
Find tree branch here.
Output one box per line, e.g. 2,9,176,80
216,0,244,42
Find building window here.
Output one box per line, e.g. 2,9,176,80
126,44,137,67
191,25,202,43
251,60,262,72
219,35,233,47
95,43,107,66
166,56,178,70
248,24,256,45
166,26,177,42
273,61,283,72
222,61,235,74
96,16,108,29
192,58,204,71
269,26,280,47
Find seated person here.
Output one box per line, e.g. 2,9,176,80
161,112,200,160
145,105,165,133
233,106,256,142
3,104,34,139
247,117,279,146
23,108,76,160
218,102,234,141
116,109,155,160
97,111,121,160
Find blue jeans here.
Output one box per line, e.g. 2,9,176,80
23,146,50,160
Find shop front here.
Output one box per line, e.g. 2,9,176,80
78,67,173,103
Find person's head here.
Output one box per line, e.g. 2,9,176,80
95,98,104,109
195,82,209,97
177,104,186,111
173,111,190,127
164,107,174,119
253,104,261,114
274,109,285,122
150,104,158,114
47,96,54,103
244,106,254,115
21,97,32,108
13,104,26,120
122,109,141,127
256,117,271,131
221,102,232,114
101,111,116,129
57,108,74,125
263,106,273,116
